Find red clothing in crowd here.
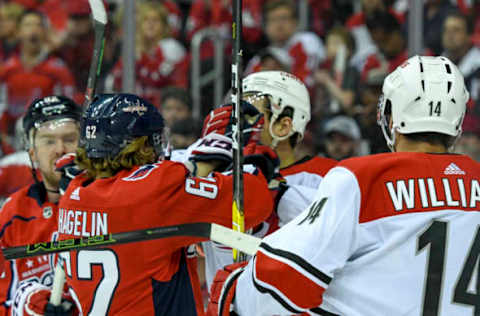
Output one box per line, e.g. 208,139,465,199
186,0,265,60
245,32,326,89
113,39,189,107
162,0,183,39
0,54,76,134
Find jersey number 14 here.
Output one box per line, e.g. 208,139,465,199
416,220,480,315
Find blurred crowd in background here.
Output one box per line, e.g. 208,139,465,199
0,0,480,198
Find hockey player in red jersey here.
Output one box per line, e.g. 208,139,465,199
0,96,81,316
201,71,337,290
53,94,273,316
208,56,480,315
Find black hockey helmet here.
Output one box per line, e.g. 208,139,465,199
81,93,166,159
23,95,82,148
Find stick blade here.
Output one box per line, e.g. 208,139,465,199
88,0,107,25
210,223,260,256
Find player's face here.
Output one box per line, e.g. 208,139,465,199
243,94,273,146
30,120,80,190
265,6,297,45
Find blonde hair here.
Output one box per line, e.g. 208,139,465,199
138,1,170,38
76,136,157,179
0,2,24,22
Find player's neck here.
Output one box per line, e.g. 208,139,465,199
275,141,296,169
395,136,448,154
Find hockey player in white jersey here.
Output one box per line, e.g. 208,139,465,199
207,55,480,316
199,71,336,291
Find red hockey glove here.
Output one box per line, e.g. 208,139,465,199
206,261,248,316
190,102,264,170
201,101,264,145
14,282,76,316
55,153,82,195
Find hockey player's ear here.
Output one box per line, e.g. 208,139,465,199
272,116,293,138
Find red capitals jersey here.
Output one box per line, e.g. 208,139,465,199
235,152,480,315
58,161,272,316
0,182,59,315
0,54,76,134
112,39,189,107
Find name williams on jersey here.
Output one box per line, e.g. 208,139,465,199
58,208,108,237
386,177,480,211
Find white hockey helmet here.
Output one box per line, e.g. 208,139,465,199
378,55,468,150
242,71,311,146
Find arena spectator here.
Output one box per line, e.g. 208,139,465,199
112,1,189,107
354,66,390,154
246,46,292,73
160,86,193,127
362,10,409,83
0,10,76,137
313,26,360,117
0,2,23,62
186,0,266,60
12,0,70,33
346,0,404,70
456,113,480,161
320,115,363,160
160,0,184,40
53,0,94,97
245,0,325,90
418,0,456,55
170,118,201,149
442,11,480,112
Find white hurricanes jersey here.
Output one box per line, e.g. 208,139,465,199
203,156,337,290
234,152,480,316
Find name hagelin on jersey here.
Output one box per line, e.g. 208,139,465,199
386,177,480,211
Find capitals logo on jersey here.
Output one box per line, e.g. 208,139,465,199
122,164,158,181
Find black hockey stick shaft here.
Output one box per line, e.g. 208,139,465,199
2,223,261,261
84,0,107,107
231,0,246,262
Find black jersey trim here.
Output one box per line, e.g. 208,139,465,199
0,215,36,238
259,242,332,285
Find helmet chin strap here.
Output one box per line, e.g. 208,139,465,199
380,121,397,152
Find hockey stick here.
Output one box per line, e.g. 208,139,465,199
1,223,261,261
231,0,246,262
50,0,108,305
84,0,107,107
